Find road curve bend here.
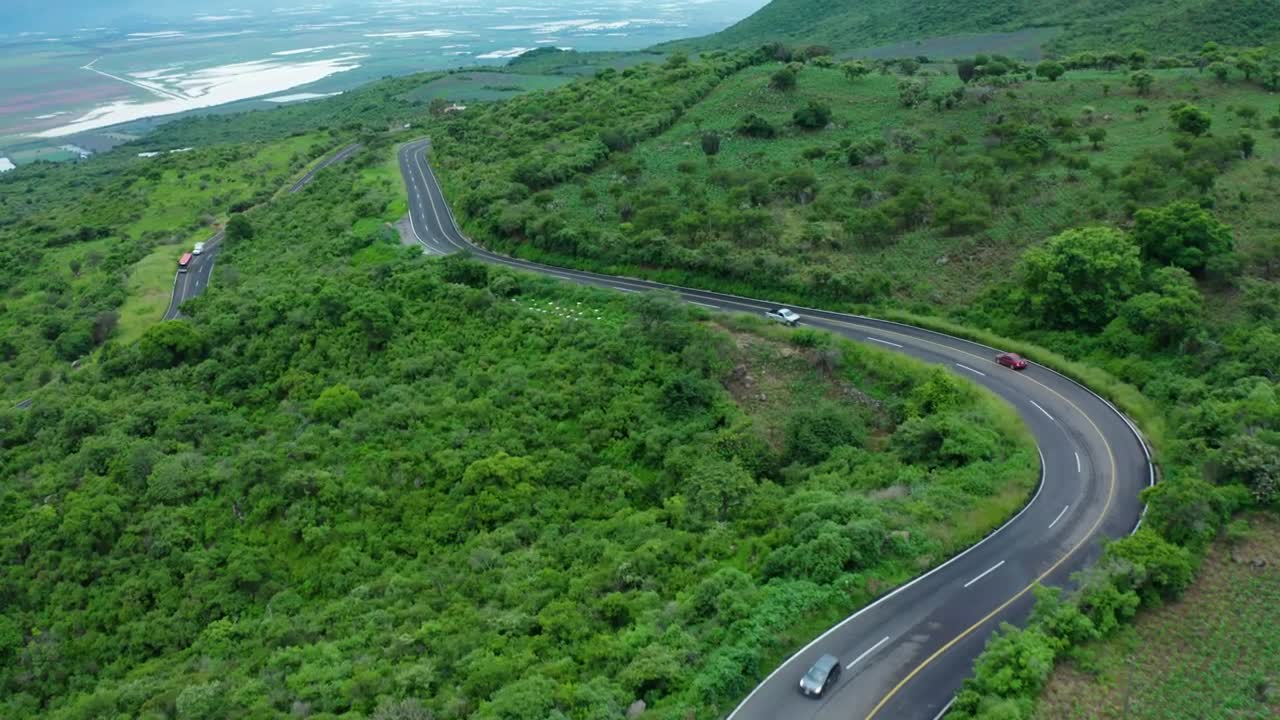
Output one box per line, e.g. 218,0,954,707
163,143,363,320
397,139,1153,720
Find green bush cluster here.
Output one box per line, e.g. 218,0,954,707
0,157,1041,718
946,505,1239,719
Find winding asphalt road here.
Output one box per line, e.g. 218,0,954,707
397,139,1153,720
163,143,362,320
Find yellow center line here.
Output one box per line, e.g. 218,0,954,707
397,159,1124,719
814,318,1120,719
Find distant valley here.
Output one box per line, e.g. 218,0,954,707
0,0,766,165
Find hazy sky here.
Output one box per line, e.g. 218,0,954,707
5,0,769,33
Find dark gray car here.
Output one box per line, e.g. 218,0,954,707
799,654,841,698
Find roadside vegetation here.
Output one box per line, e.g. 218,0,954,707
3,17,1278,720
415,42,1280,719
0,132,332,396
0,146,1036,717
1032,514,1280,720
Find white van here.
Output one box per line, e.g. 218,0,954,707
193,242,205,255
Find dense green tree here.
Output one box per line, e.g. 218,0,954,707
1218,434,1280,504
1170,104,1212,136
1114,266,1202,349
1129,70,1155,95
1035,61,1066,81
225,213,254,242
1017,227,1142,330
1103,529,1196,603
1132,201,1233,272
784,401,866,465
1139,474,1234,550
842,60,871,81
311,384,362,423
600,128,632,152
685,458,756,523
136,320,205,369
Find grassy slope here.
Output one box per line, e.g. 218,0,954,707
665,0,1280,55
1035,514,1280,719
108,133,321,344
538,64,1278,308
398,72,574,104
0,133,324,394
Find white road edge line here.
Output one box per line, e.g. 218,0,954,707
689,301,718,309
931,697,956,720
867,336,904,348
401,146,1139,720
404,137,1167,712
1075,451,1081,473
846,636,891,670
1049,505,1070,529
956,362,986,377
722,446,1046,720
1029,399,1054,421
963,560,1006,589
616,287,638,293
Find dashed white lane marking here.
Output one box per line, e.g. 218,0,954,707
1029,399,1054,421
1049,505,1070,529
1075,452,1081,473
867,337,904,348
956,363,986,377
846,636,891,670
963,560,1005,588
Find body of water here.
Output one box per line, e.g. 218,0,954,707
0,0,768,157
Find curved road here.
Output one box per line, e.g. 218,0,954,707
164,143,362,320
397,139,1153,720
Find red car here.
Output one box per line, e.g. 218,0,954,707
995,352,1028,370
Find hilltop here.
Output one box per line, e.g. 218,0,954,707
665,0,1280,56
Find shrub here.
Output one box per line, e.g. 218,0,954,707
769,66,797,91
1035,61,1065,81
1129,71,1154,95
137,321,205,369
311,384,362,423
793,101,833,130
1139,474,1234,550
700,132,721,156
600,128,632,152
784,401,866,465
736,113,777,139
1103,529,1196,604
1170,104,1212,136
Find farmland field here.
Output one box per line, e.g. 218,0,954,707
1035,514,1280,720
398,72,573,104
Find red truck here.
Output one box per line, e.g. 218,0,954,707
178,252,193,273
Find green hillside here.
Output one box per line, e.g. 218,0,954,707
0,61,1044,719
668,0,1280,56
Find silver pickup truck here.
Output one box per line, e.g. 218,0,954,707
765,308,801,326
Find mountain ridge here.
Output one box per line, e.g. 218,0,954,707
663,0,1280,56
